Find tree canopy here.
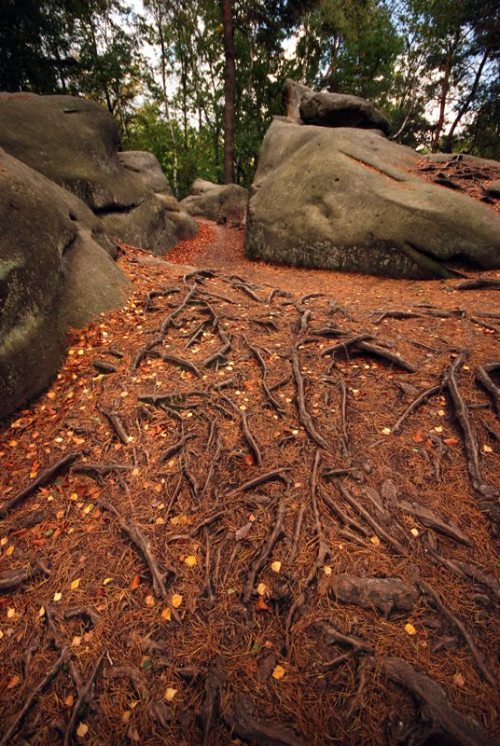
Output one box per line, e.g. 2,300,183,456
1,0,498,196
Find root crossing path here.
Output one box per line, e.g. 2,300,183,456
0,221,499,745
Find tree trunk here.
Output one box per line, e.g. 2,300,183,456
442,47,490,153
155,2,179,195
222,0,235,184
431,30,461,153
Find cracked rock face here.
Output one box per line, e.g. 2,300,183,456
245,116,500,278
0,93,198,254
0,148,129,419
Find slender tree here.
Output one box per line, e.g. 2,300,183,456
221,0,236,183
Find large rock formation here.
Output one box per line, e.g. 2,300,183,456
0,92,200,418
0,93,198,254
245,83,500,279
283,78,391,134
0,147,129,419
181,179,248,225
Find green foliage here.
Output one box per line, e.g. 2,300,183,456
1,0,497,198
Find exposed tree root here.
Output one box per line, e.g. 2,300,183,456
224,694,306,746
221,395,262,466
0,452,80,519
392,384,442,434
243,498,287,603
381,657,493,745
476,362,500,417
0,559,49,592
292,345,328,449
98,500,171,599
418,580,495,687
399,499,472,545
98,408,129,445
456,277,500,290
63,651,106,746
0,647,70,746
444,351,496,497
336,480,407,554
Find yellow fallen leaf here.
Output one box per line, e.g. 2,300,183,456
7,674,20,689
453,672,465,687
271,561,282,573
71,636,82,647
410,528,419,537
405,623,417,635
70,578,81,590
171,594,183,608
0,538,7,546
161,608,172,621
103,577,113,585
257,582,267,596
381,427,391,435
76,722,88,738
38,606,45,617
5,545,14,556
53,591,62,602
323,566,332,576
370,535,381,546
164,687,178,701
122,710,132,724
64,694,74,708
184,555,197,567
145,595,155,607
7,607,16,619
483,444,493,453
0,630,3,639
69,493,79,501
272,665,286,680
434,426,443,433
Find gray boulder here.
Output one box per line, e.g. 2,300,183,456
0,92,198,254
486,179,500,198
245,117,500,278
283,79,390,134
117,150,172,194
0,147,129,419
181,179,248,225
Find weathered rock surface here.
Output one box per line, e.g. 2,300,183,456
0,92,197,254
333,575,418,617
283,78,390,134
0,147,129,419
487,179,500,198
181,179,248,225
245,116,500,278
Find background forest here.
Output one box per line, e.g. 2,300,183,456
1,0,499,197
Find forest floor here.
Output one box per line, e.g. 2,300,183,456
0,204,499,745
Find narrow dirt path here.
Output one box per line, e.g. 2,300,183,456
0,222,499,745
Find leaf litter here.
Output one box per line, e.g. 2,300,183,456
0,219,499,744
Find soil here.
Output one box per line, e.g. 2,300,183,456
0,207,499,745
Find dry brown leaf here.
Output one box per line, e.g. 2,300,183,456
7,674,20,689
130,574,141,590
